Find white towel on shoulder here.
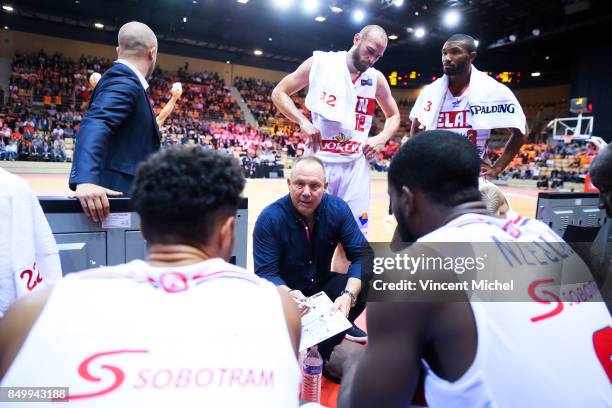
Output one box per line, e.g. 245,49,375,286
305,50,357,129
0,168,62,318
410,66,526,133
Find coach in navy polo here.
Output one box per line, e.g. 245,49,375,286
254,156,368,361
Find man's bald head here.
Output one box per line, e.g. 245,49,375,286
290,156,326,181
117,21,158,78
360,25,388,43
118,21,157,57
288,156,327,219
350,25,388,72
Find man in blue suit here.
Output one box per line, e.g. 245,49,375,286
69,21,160,222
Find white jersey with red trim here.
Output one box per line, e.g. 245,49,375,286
309,67,379,163
436,88,491,158
1,259,301,407
419,214,612,408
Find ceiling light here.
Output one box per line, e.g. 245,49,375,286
2,5,13,12
330,6,343,13
443,9,460,27
303,0,318,13
474,40,479,47
273,0,293,9
237,0,248,3
531,72,541,77
193,0,198,3
315,16,326,22
94,22,104,29
415,27,425,38
532,28,541,36
393,0,404,6
388,34,398,40
254,49,263,56
353,9,365,22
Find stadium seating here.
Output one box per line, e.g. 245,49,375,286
0,51,586,180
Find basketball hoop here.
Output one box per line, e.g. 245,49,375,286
551,115,594,141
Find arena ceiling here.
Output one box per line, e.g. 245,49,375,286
2,0,611,86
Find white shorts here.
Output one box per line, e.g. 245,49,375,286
323,155,370,235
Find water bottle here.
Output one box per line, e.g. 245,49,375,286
300,346,323,403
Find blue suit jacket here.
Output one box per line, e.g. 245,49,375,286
69,62,160,195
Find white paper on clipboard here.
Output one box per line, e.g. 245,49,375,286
298,291,352,351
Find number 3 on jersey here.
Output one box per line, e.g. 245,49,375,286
320,91,336,107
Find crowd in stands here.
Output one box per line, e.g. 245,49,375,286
1,52,249,164
233,76,306,130
151,67,243,125
233,77,277,126
8,51,113,109
1,51,597,184
1,51,111,162
233,77,324,154
499,140,597,188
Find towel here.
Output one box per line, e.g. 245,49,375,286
305,51,357,129
410,66,526,133
0,168,62,318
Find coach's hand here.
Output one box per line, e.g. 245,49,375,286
75,183,123,222
332,293,352,319
289,289,310,317
300,120,320,152
363,134,387,161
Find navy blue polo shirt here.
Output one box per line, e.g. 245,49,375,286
253,193,366,290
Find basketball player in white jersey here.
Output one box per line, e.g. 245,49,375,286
0,147,302,407
410,34,526,179
334,131,611,407
272,25,400,237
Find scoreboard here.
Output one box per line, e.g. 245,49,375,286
387,70,524,87
494,71,522,84
388,70,421,87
